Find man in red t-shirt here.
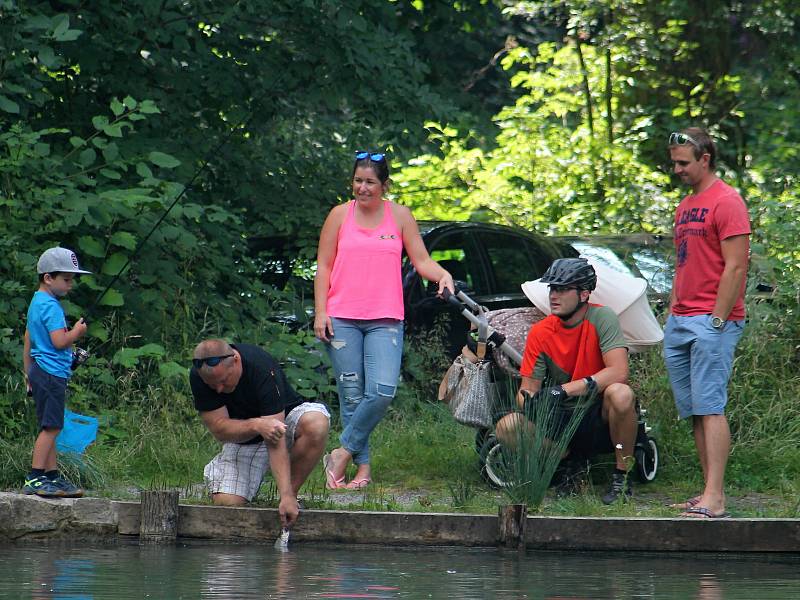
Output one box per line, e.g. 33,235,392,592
665,128,750,519
495,258,638,504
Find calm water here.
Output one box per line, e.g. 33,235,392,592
2,541,799,599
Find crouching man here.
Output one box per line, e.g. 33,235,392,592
190,339,330,527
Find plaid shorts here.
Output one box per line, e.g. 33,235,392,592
203,402,330,501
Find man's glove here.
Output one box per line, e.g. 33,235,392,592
522,385,569,417
542,385,569,403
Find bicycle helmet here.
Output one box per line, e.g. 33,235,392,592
540,258,597,291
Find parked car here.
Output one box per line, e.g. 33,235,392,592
559,233,776,310
402,221,578,357
556,233,674,311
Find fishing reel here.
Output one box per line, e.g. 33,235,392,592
71,347,91,370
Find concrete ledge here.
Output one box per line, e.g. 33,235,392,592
524,516,800,552
3,493,800,552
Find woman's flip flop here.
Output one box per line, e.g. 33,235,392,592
345,477,371,490
323,453,345,490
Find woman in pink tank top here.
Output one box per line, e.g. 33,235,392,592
314,151,454,490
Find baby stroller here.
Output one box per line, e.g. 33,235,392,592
440,286,660,489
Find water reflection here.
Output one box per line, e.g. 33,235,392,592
2,542,799,599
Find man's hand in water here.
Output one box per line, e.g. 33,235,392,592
279,495,300,527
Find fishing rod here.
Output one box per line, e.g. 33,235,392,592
88,76,287,318
73,75,285,366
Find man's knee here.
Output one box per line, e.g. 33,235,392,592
604,383,635,412
295,411,330,444
495,413,522,444
211,492,248,506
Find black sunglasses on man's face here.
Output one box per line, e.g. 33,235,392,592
192,354,233,370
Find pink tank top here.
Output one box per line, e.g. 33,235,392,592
326,200,404,320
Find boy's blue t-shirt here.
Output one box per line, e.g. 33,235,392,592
27,290,72,379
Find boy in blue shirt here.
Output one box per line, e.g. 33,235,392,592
23,247,91,497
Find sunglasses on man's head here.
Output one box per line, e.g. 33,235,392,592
668,132,701,149
192,354,233,370
355,151,385,162
549,285,578,294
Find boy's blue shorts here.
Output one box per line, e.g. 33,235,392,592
664,314,744,419
29,361,67,430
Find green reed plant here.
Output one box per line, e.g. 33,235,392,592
448,477,476,509
495,378,592,510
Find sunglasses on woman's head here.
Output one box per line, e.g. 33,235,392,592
668,132,701,149
355,151,385,162
192,354,234,369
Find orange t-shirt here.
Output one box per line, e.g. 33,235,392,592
520,305,627,403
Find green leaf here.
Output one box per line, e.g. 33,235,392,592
110,98,125,116
87,322,109,342
101,252,128,275
123,96,138,110
110,231,137,250
139,100,160,114
55,29,82,42
92,115,109,130
52,14,69,38
102,143,118,162
100,168,121,180
159,361,187,379
138,343,166,357
79,148,96,166
149,151,180,168
69,136,85,148
37,46,59,68
78,235,105,257
102,124,123,138
0,94,20,114
136,162,153,178
112,347,141,368
98,288,124,307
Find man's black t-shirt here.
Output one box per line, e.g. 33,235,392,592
190,344,303,444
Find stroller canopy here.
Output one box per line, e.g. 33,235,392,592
521,257,664,353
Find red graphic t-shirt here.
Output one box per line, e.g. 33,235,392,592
672,179,751,320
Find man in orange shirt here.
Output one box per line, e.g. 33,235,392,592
495,258,638,504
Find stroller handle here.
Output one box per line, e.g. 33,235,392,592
441,287,524,366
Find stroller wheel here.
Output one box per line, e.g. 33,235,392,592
634,436,659,483
480,434,514,489
475,428,490,454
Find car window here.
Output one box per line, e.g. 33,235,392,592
480,233,542,294
569,242,640,278
428,231,488,294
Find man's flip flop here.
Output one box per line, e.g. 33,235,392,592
323,453,345,490
344,477,371,490
668,495,702,510
680,506,730,519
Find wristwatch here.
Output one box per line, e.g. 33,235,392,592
711,316,725,329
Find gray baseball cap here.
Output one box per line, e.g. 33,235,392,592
37,247,92,275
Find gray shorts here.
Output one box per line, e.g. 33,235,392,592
203,402,330,501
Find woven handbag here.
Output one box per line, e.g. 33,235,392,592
442,355,493,429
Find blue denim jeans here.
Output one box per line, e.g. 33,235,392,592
326,317,404,465
664,314,744,419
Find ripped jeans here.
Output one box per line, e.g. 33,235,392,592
326,317,404,465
